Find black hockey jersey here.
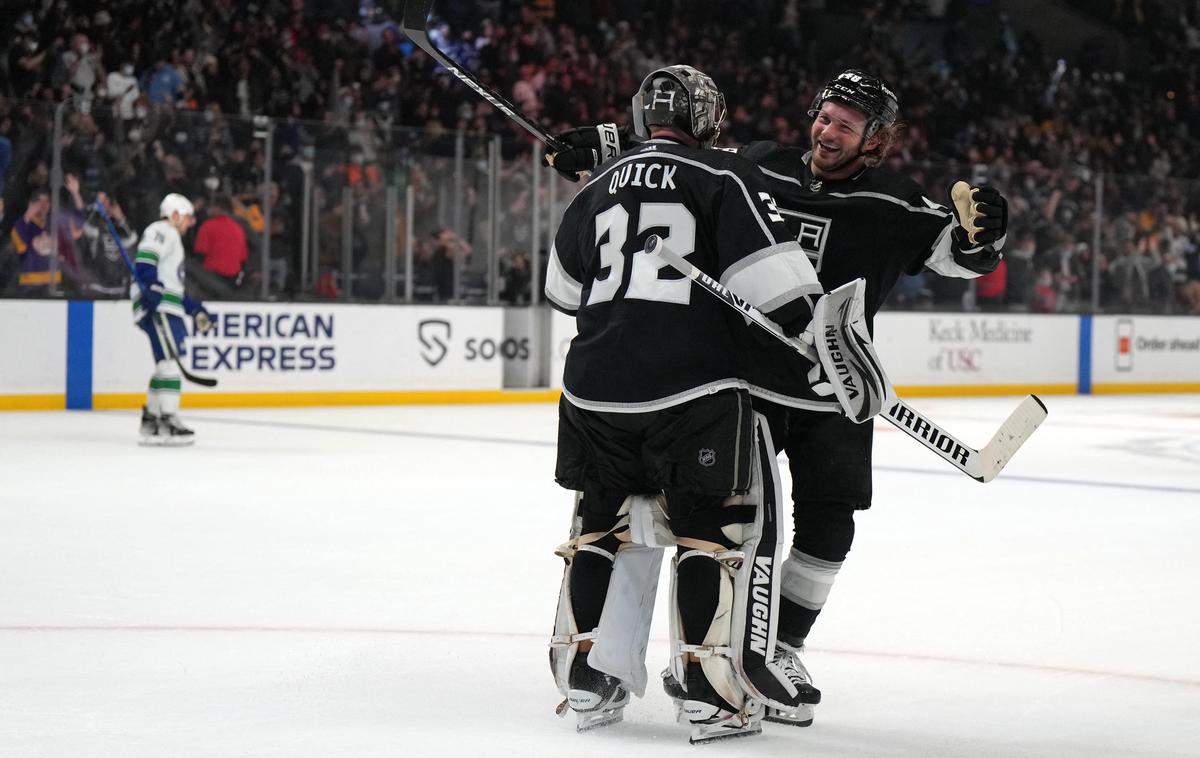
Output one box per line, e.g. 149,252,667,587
738,141,982,408
546,139,822,412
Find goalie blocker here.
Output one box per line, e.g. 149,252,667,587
808,279,893,424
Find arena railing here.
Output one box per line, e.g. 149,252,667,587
2,98,1196,317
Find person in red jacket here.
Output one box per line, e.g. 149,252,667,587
193,194,247,294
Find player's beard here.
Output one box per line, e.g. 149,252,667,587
811,136,866,178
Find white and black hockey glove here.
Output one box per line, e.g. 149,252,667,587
949,181,1008,274
194,308,215,334
543,123,631,181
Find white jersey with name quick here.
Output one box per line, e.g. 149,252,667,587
545,138,823,412
130,219,187,321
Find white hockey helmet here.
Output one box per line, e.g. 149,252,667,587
160,193,195,220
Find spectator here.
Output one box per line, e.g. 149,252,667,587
1032,268,1059,313
418,226,471,301
499,249,531,304
78,192,136,297
7,14,48,97
145,58,184,107
975,257,1008,310
1005,231,1037,310
10,188,55,295
193,194,248,297
57,33,105,104
105,63,141,122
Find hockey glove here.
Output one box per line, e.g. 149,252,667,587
140,282,165,315
543,123,629,181
807,362,835,399
951,181,1008,247
949,181,1008,274
194,307,215,335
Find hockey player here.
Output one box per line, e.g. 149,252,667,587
544,68,1009,728
545,65,888,744
131,193,213,446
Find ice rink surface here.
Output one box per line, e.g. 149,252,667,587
2,394,1198,757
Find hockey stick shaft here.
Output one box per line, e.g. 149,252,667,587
400,0,568,153
646,235,1045,482
94,200,217,388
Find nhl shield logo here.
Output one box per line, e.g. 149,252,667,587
698,448,717,467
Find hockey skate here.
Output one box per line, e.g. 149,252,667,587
557,651,629,732
156,413,195,447
138,406,161,446
661,667,687,723
680,662,763,744
764,641,820,727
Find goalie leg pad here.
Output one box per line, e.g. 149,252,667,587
811,279,893,423
551,490,665,699
588,540,664,697
666,413,810,714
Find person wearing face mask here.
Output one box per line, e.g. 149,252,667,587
60,32,104,102
106,63,141,121
544,68,1011,731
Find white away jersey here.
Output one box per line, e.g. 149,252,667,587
130,219,187,320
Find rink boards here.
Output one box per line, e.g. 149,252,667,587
1,300,1198,409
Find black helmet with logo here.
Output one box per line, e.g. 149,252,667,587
632,65,727,149
808,69,900,139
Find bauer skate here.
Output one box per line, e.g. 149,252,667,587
661,667,688,723
680,662,763,744
156,413,195,447
138,406,161,446
557,651,629,732
764,641,820,727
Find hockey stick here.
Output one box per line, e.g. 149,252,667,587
399,0,568,152
94,199,218,388
645,235,1047,483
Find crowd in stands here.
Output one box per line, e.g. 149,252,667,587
0,0,1197,312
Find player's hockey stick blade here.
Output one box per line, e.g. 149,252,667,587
645,234,1046,482
400,0,567,152
95,199,218,388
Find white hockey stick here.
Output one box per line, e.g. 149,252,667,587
645,235,1047,483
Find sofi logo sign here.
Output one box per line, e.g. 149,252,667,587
417,318,530,368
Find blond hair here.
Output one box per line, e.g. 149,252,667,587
863,122,904,168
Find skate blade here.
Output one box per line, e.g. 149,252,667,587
576,707,624,732
160,437,195,447
137,436,164,447
689,720,762,744
671,698,686,724
764,712,813,727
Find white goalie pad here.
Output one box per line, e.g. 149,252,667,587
588,496,670,696
550,494,670,698
667,414,811,712
588,543,664,697
811,279,894,423
549,493,598,697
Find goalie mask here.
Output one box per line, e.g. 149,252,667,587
808,69,899,139
632,65,726,149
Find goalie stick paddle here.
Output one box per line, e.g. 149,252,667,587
400,0,568,153
94,199,218,388
644,235,1047,483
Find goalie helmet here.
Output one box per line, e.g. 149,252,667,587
159,193,195,219
632,65,726,149
808,69,899,139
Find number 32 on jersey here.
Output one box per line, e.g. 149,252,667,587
586,202,695,306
